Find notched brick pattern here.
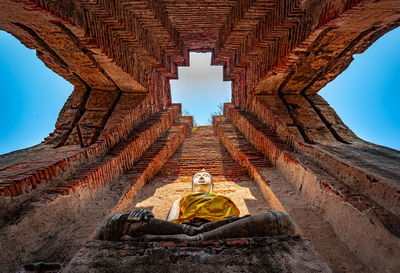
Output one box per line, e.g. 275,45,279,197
110,116,193,213
0,104,181,198
85,89,119,110
43,107,182,202
223,102,400,272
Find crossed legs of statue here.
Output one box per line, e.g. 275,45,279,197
96,209,295,241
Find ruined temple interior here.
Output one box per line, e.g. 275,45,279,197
0,0,400,272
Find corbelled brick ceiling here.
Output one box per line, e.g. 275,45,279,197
0,0,399,147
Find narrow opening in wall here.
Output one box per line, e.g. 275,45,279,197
320,27,400,150
170,52,231,126
0,31,73,155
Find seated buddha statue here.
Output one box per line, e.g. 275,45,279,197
96,169,295,241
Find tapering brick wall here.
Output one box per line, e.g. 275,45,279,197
222,103,400,272
0,109,191,272
0,101,180,199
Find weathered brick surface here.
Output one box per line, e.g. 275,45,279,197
0,116,191,272
245,94,356,146
212,0,309,105
85,89,119,110
244,97,400,217
225,103,296,166
252,1,400,96
0,146,81,198
213,117,371,272
159,126,249,181
51,90,156,146
108,117,193,214
213,116,287,213
64,236,332,273
280,1,400,95
246,95,304,146
2,0,399,124
0,103,180,199
250,93,355,145
0,0,174,149
43,107,181,203
223,103,400,272
126,126,271,220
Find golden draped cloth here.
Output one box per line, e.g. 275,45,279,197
172,192,240,224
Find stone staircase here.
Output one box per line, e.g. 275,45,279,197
126,125,272,220
160,126,253,181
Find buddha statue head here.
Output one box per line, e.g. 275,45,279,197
192,169,213,193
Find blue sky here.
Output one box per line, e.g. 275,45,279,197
170,52,231,125
0,31,73,154
319,27,400,150
0,26,399,155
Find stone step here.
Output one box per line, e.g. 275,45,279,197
124,125,270,220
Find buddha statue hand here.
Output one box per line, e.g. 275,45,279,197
127,209,154,222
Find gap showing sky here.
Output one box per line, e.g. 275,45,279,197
170,52,231,125
319,26,400,150
0,31,73,155
0,26,399,155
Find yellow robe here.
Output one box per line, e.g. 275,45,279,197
172,192,240,224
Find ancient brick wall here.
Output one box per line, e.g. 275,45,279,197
0,111,192,271
220,103,400,272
